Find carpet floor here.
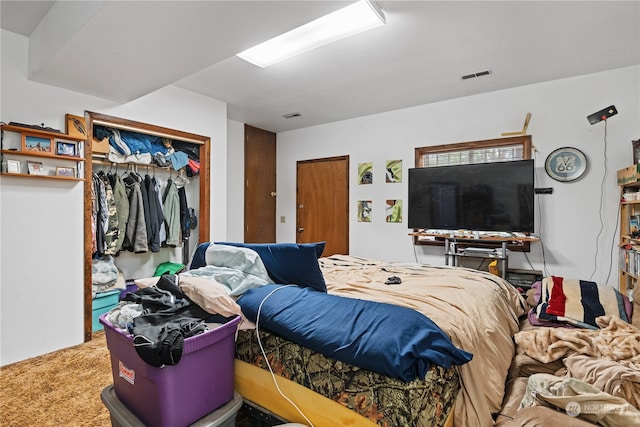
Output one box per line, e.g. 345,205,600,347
0,332,112,426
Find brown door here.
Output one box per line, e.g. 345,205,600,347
244,125,276,243
296,156,349,256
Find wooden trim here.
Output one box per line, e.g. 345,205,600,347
198,135,211,243
83,112,211,341
87,111,207,145
83,112,94,342
415,135,533,161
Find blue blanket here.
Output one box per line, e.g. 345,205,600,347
237,284,473,382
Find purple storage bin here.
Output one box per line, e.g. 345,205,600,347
100,313,241,427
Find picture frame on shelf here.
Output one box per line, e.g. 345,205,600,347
22,135,52,153
56,141,78,157
6,159,20,174
65,114,86,139
27,161,44,175
56,166,76,177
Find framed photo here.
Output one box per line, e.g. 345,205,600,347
22,135,52,153
385,160,402,183
385,199,403,223
6,160,20,174
65,114,86,138
56,141,78,157
357,200,372,222
56,166,76,177
358,162,373,185
27,161,44,175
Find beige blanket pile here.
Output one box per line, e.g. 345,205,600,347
513,316,640,420
514,316,640,364
319,255,527,427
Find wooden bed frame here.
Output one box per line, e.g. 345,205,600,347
235,360,455,427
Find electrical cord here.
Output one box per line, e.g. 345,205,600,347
255,285,313,427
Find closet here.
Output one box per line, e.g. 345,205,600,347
83,112,211,341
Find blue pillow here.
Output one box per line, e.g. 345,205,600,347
190,242,210,270
212,242,327,292
237,284,473,381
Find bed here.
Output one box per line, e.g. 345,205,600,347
186,243,527,427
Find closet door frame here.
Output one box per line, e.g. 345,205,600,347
83,111,211,341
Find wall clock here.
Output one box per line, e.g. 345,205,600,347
545,147,588,182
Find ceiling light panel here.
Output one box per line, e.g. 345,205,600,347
237,0,385,68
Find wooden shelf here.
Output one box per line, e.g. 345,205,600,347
619,166,639,297
1,149,84,161
0,124,84,142
1,172,84,181
2,124,85,182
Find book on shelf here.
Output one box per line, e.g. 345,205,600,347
631,215,640,236
620,246,640,276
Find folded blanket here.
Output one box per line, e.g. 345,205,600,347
534,276,629,328
237,284,473,382
181,244,272,296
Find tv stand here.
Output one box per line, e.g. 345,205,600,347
410,232,540,279
444,238,510,278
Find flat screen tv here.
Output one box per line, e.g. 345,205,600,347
408,160,534,233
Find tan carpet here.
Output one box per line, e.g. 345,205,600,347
0,332,113,427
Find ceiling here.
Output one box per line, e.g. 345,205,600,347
1,1,639,133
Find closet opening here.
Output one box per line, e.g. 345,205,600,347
83,111,211,341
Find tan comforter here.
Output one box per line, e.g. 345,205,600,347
319,255,527,427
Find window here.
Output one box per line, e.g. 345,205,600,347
415,135,532,168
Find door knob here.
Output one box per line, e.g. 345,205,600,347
270,192,277,197
298,227,304,233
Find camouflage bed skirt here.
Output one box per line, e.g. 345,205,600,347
235,329,460,427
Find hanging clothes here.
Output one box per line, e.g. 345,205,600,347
152,176,167,245
178,186,190,240
138,173,152,248
144,174,165,253
122,172,148,253
99,172,119,256
162,178,181,246
109,172,130,255
92,173,108,257
91,175,98,254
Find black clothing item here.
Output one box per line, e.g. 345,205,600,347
144,174,164,252
178,186,190,239
93,174,106,257
123,275,209,367
137,174,152,246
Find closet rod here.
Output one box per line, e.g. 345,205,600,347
91,119,205,145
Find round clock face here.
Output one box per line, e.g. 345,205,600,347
545,147,588,182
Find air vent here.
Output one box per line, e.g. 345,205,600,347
282,112,301,119
461,70,492,80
